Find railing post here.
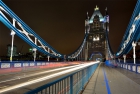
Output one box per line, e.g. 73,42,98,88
86,68,87,82
89,66,91,77
87,67,89,80
82,70,84,90
70,75,73,94
136,64,137,73
131,65,132,71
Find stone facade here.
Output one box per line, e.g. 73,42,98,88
86,6,109,60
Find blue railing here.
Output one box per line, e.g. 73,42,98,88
118,63,140,73
25,63,99,94
0,61,54,69
106,60,140,74
0,61,79,68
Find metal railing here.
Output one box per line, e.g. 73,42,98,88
106,60,140,74
118,63,140,73
0,61,81,69
25,62,99,94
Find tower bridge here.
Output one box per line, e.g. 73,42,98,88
85,5,109,61
0,0,140,94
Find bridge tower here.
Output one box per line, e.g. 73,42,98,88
85,6,109,61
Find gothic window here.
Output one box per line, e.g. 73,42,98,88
101,34,104,39
93,34,100,41
89,36,92,40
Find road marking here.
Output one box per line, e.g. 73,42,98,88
103,68,111,94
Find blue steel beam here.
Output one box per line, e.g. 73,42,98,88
0,0,63,58
116,0,140,57
118,0,140,50
119,20,140,56
0,0,88,59
67,17,90,59
116,15,140,57
67,33,88,59
0,14,59,58
0,1,60,54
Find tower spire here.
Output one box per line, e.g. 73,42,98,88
105,7,108,16
105,7,107,11
95,5,99,11
86,11,89,20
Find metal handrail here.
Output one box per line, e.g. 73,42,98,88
25,62,99,94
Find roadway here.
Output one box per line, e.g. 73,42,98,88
2,62,139,94
0,64,84,94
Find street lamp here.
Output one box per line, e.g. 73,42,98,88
32,48,37,62
132,41,137,64
10,31,15,62
123,54,126,63
10,18,16,62
93,36,100,41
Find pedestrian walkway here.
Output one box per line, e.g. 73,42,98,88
82,63,140,94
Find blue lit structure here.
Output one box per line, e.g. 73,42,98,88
116,0,140,57
0,0,87,61
103,0,140,60
0,0,140,62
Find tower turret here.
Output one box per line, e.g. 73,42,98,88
85,6,109,61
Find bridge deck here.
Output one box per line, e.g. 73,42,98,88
82,63,140,94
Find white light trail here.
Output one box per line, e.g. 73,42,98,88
0,63,85,84
0,61,99,93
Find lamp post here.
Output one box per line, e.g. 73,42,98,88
33,48,37,62
10,31,15,62
10,19,16,62
33,38,37,62
132,41,137,64
48,48,50,62
123,54,126,63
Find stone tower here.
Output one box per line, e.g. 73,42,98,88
85,6,109,61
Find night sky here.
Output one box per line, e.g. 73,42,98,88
0,0,137,56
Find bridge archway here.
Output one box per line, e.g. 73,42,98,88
89,52,104,61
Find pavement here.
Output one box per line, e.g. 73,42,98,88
82,63,140,94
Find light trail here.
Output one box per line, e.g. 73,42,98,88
0,61,99,93
0,63,85,84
